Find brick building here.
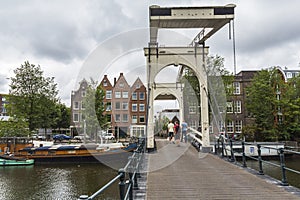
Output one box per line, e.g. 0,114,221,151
70,73,147,139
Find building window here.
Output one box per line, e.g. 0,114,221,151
73,113,79,122
132,104,137,112
122,102,128,110
287,72,292,78
103,80,108,86
74,101,79,110
119,83,124,88
106,90,112,99
115,91,121,98
234,101,241,113
189,106,196,114
132,115,137,123
107,114,112,122
233,82,240,95
139,104,145,112
82,91,86,97
115,102,121,110
227,120,234,133
132,92,137,100
106,102,112,111
122,91,128,98
132,126,145,137
81,101,85,110
139,115,145,123
122,114,128,122
235,120,242,133
136,84,140,89
190,121,196,129
139,92,145,100
226,102,233,113
115,114,121,122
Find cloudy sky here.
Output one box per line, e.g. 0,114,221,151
1,0,300,107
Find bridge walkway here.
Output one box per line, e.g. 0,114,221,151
145,139,300,200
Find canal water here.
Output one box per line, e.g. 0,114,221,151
0,163,119,200
241,155,300,189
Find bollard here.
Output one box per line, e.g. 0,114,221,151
242,141,247,168
257,145,264,175
118,168,126,200
279,148,289,186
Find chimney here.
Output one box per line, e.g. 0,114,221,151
114,77,117,86
120,72,123,76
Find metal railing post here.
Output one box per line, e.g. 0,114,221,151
229,139,235,162
257,145,264,175
279,148,289,186
242,141,247,168
221,140,225,157
128,157,133,200
118,168,126,200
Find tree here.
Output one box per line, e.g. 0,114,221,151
245,68,286,141
0,118,30,137
95,85,108,130
82,79,107,139
51,103,71,132
7,61,58,132
282,75,300,140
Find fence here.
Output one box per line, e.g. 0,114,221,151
215,137,300,186
78,138,146,200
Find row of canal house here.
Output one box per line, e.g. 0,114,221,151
70,73,147,138
1,66,298,140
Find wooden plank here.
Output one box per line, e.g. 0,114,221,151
146,141,300,199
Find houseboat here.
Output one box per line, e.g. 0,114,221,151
0,137,138,165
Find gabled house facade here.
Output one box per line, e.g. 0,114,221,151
70,79,88,136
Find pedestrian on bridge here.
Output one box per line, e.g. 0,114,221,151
167,121,174,143
181,120,188,143
174,121,180,146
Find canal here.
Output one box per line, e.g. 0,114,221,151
241,155,300,189
0,163,119,200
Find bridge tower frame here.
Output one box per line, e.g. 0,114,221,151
145,5,235,152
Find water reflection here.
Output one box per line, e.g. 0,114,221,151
0,164,119,200
244,155,300,189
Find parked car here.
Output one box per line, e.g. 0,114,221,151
74,135,90,141
53,134,71,141
102,133,115,140
32,134,46,140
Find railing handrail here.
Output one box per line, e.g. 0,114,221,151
78,138,146,200
215,138,300,187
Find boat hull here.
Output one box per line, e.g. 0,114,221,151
0,158,34,166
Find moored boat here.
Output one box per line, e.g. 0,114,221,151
15,142,138,164
0,156,34,166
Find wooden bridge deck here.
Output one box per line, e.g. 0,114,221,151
145,139,300,200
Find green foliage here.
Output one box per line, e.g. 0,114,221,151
7,61,59,132
95,85,108,130
0,118,30,137
51,103,71,130
81,79,100,138
245,68,300,141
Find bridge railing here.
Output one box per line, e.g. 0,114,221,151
78,138,146,200
215,138,300,186
187,127,203,151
